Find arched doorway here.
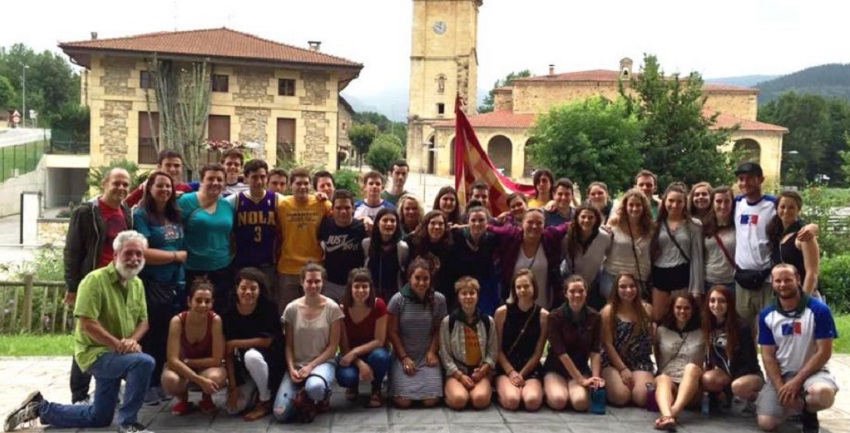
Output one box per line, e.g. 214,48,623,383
524,138,537,177
733,139,761,165
448,136,456,175
487,135,513,177
427,135,436,174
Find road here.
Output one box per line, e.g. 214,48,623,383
0,128,50,148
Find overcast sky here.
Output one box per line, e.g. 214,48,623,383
2,0,847,109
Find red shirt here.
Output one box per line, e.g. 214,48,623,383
341,298,387,349
97,199,127,267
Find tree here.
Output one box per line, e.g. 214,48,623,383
0,43,80,126
0,75,15,110
621,54,735,189
366,134,403,174
353,111,407,145
479,70,531,113
348,123,378,167
529,97,644,193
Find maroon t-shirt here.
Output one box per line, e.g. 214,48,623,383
341,298,387,349
97,199,127,267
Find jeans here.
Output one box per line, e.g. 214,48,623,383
40,352,155,428
273,361,335,423
336,348,391,391
141,300,173,388
70,358,92,403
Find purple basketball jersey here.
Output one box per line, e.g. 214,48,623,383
233,191,278,267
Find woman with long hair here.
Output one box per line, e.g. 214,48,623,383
387,258,448,408
447,204,500,316
563,205,612,310
439,277,499,410
223,268,284,421
406,210,454,310
397,194,424,236
362,208,409,301
489,208,568,309
653,295,705,431
162,279,226,415
700,286,764,410
528,169,554,208
177,163,235,313
649,183,705,322
432,186,461,225
336,269,391,408
494,270,548,411
273,263,343,423
544,276,605,412
703,186,737,292
687,182,713,221
766,191,820,296
133,170,186,404
586,182,613,225
601,189,654,299
600,273,655,407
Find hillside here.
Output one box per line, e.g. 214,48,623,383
756,63,850,105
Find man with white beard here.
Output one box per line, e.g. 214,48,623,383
5,231,157,433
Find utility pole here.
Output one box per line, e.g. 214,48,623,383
22,65,29,128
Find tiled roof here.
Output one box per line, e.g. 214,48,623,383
517,69,757,93
59,28,362,69
433,111,536,128
709,110,788,133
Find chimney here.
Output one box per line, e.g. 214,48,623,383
549,64,555,76
308,41,321,52
91,31,98,40
619,57,633,79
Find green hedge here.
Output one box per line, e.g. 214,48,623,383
821,254,850,313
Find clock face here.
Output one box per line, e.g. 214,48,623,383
433,21,447,35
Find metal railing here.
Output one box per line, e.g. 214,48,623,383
0,274,71,334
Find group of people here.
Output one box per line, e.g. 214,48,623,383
2,149,839,433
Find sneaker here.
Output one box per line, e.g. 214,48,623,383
198,395,216,414
117,422,153,433
144,388,161,406
4,391,43,432
170,400,192,416
801,408,819,433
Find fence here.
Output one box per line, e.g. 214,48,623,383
48,129,90,155
0,140,46,183
0,274,71,334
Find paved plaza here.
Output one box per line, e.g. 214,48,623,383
1,356,848,433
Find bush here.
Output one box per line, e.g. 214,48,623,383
86,159,148,197
799,186,850,257
820,254,850,313
333,169,363,199
366,134,403,175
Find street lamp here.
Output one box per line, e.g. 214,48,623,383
21,64,29,128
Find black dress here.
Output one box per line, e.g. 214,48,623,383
498,303,543,379
222,299,285,391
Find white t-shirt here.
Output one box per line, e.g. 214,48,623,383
734,194,776,271
282,297,344,369
514,244,548,309
759,296,838,374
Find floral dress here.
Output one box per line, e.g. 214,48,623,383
601,317,655,373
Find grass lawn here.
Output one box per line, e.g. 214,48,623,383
0,334,73,356
0,140,46,183
835,314,850,354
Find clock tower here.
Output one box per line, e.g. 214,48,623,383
406,0,481,174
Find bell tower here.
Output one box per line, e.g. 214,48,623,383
406,0,481,174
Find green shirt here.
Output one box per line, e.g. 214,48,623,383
73,263,148,371
380,190,407,206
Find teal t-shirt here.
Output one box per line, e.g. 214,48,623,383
177,192,234,271
132,207,185,283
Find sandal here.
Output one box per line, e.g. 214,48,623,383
367,390,384,408
345,388,359,401
654,415,677,431
243,400,271,422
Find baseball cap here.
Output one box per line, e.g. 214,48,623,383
735,162,763,177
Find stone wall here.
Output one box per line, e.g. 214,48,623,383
705,92,758,121
99,100,132,163
236,107,270,160
494,89,513,113
300,72,330,106
37,219,69,247
100,57,135,97
302,111,329,166
233,68,274,104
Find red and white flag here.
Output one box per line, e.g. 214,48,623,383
454,95,535,215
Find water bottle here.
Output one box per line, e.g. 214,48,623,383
645,382,659,412
590,387,607,415
701,391,711,418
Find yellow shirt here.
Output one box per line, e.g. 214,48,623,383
277,195,331,275
528,197,548,209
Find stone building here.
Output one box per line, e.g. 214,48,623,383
58,28,362,172
404,0,787,185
